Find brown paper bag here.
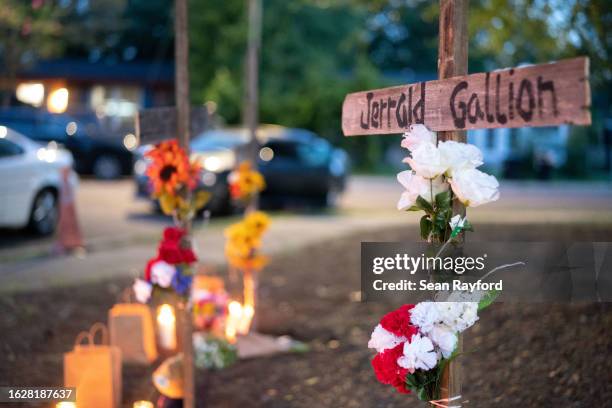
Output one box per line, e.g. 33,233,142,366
64,323,122,408
109,290,157,364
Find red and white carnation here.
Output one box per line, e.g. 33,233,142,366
150,260,177,288
368,301,480,395
429,324,458,359
371,343,410,394
368,324,407,353
133,278,153,303
398,333,437,372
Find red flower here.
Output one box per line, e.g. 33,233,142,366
144,257,160,281
371,344,410,394
380,304,417,338
163,227,186,243
229,183,242,200
157,227,197,265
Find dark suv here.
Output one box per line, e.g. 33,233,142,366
0,107,133,179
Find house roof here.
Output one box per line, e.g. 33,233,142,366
15,58,174,86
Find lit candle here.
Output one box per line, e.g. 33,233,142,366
133,401,154,408
56,403,76,408
237,304,254,335
225,301,243,343
157,304,177,350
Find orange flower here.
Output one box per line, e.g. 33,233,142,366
228,161,265,201
146,139,200,197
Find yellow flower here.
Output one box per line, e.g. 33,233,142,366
228,161,266,200
224,211,270,271
244,211,270,236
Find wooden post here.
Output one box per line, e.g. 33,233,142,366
437,0,468,403
244,0,262,167
175,0,191,150
243,0,262,330
174,0,195,407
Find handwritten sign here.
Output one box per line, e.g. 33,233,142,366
135,106,210,145
342,57,590,136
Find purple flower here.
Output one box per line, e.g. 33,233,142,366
172,267,192,295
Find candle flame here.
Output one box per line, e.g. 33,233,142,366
225,300,255,342
157,304,176,324
133,401,154,408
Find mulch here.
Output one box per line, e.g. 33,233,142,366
1,223,611,407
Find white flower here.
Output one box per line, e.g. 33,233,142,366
368,324,407,353
454,302,479,332
436,302,479,333
150,260,177,288
133,278,153,303
403,142,448,179
449,214,466,230
449,168,500,207
439,141,483,176
396,171,449,210
401,124,437,151
409,301,440,334
429,324,458,358
397,333,438,372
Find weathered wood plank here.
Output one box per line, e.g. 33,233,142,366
135,106,210,145
342,57,590,136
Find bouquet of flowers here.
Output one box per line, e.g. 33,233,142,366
133,226,197,303
193,333,237,370
224,211,270,271
192,288,229,332
368,300,490,402
145,139,210,218
397,125,499,243
227,160,266,203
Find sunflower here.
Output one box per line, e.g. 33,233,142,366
146,140,200,197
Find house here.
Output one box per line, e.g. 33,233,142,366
11,58,174,139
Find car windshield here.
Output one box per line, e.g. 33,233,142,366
190,130,248,152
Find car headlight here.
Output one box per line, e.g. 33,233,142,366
196,150,236,172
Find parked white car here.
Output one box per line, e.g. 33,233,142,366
0,125,77,235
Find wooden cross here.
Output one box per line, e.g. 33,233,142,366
135,105,211,146
341,0,590,404
132,1,201,406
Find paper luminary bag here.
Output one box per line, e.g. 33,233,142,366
108,290,158,364
64,323,122,408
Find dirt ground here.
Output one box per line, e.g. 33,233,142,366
1,223,611,407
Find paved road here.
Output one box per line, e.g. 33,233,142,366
0,176,611,292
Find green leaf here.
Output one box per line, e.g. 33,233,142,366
435,190,451,210
478,289,500,311
417,387,429,401
434,214,447,230
416,195,434,214
420,215,432,240
405,373,419,389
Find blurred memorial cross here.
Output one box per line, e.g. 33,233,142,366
135,106,210,145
